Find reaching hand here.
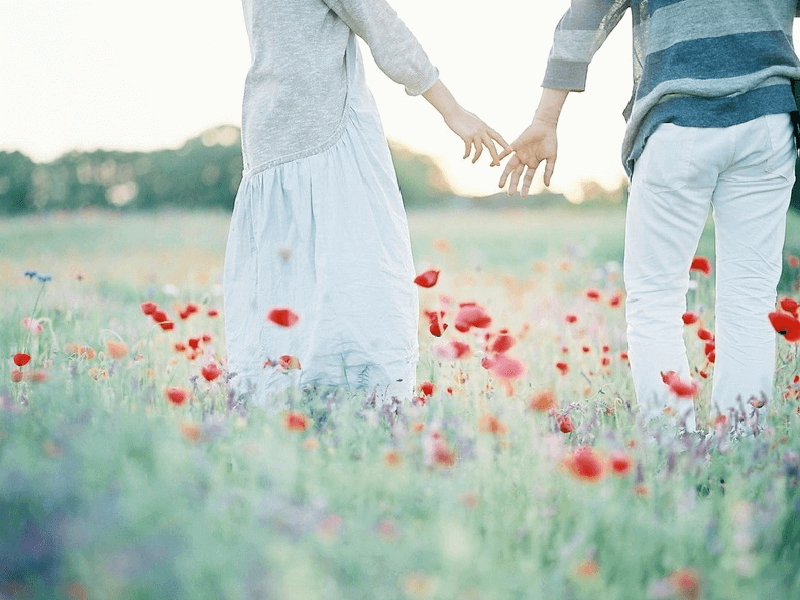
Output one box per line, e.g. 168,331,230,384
443,107,512,166
421,80,511,166
498,118,559,197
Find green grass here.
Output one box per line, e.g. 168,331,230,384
1,208,800,600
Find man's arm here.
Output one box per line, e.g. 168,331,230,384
500,0,630,196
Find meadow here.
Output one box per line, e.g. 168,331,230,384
1,207,800,600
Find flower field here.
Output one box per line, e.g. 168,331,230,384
1,207,800,600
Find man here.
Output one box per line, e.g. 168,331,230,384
500,0,800,433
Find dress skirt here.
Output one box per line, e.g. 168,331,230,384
223,41,419,405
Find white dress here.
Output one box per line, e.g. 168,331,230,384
224,37,423,403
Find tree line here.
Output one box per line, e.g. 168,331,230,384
0,126,453,215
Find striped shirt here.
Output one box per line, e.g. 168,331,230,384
542,0,800,175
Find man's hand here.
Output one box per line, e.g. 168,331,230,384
498,88,569,196
498,120,558,196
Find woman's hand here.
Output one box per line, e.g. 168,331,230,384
422,80,511,166
443,106,511,166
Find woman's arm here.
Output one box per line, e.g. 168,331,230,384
322,0,510,164
423,80,511,166
321,0,439,96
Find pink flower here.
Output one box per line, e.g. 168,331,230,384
22,317,43,334
454,303,492,332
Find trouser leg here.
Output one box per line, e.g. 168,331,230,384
710,114,795,421
625,123,721,432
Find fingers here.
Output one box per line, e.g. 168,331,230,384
499,156,518,189
471,140,483,164
520,166,536,198
482,134,500,166
507,162,524,197
497,147,513,162
488,128,513,154
463,139,471,160
543,156,556,187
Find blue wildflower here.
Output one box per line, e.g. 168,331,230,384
24,270,38,279
36,273,53,283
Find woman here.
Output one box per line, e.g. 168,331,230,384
224,0,508,404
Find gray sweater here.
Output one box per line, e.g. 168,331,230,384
240,0,440,175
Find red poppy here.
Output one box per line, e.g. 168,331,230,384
704,342,715,356
434,340,471,360
166,387,188,406
13,353,31,367
278,355,302,370
140,301,158,316
609,451,632,476
529,389,556,412
267,307,299,328
620,351,629,361
152,310,168,323
690,256,711,276
483,353,525,379
564,314,578,324
11,369,23,383
558,414,574,433
383,449,403,468
27,371,47,383
207,308,219,318
769,311,800,342
602,345,610,353
159,321,175,331
490,330,515,353
414,269,440,288
697,328,714,341
575,559,599,579
600,356,611,367
424,310,448,337
682,311,699,325
185,302,200,315
608,293,622,308
179,309,191,320
454,303,492,332
582,345,590,353
283,412,309,432
780,297,800,316
432,440,457,467
790,255,800,269
188,337,201,350
201,363,221,382
669,568,700,600
106,341,128,360
585,288,601,301
661,371,700,398
174,342,187,352
564,447,604,482
419,381,435,397
478,413,507,435
556,361,569,375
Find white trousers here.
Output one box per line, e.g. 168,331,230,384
625,113,796,431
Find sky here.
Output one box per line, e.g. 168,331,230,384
0,0,640,199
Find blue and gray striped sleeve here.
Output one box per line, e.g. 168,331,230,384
542,0,631,91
